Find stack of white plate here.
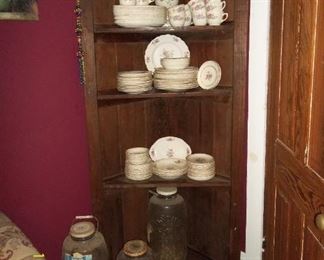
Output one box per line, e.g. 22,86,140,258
153,158,187,180
153,67,199,92
187,153,215,181
125,147,152,181
117,71,153,94
113,5,167,28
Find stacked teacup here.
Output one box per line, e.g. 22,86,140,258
188,0,228,26
125,147,153,181
205,0,228,25
168,4,192,28
188,0,207,26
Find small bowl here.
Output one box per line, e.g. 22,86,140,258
161,57,190,70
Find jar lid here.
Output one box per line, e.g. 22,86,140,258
123,240,148,257
70,221,96,240
156,187,177,196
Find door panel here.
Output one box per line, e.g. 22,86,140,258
264,0,324,259
308,0,324,177
273,188,304,260
278,0,317,159
303,228,324,260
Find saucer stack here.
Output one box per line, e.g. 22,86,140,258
117,71,153,94
154,58,198,92
125,147,153,181
187,153,215,181
153,158,188,180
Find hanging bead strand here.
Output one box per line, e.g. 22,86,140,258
75,0,86,86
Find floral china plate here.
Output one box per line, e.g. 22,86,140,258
145,34,190,72
197,60,222,89
149,136,192,161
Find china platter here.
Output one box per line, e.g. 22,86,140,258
145,34,190,72
149,136,192,161
197,60,222,89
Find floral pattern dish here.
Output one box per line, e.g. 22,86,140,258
145,34,190,72
149,136,192,161
197,60,222,89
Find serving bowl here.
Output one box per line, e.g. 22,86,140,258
161,57,190,70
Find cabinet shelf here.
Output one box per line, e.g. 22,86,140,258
94,23,234,42
97,87,232,101
103,174,231,189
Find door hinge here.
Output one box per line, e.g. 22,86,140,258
262,237,266,252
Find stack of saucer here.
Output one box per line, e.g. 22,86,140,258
187,153,215,181
153,158,187,180
117,71,153,94
125,147,152,181
154,66,199,92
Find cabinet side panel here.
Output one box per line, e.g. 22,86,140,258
181,188,230,260
212,99,232,178
146,98,171,145
98,105,121,177
96,41,147,91
167,98,201,153
95,42,117,91
117,101,149,241
94,0,117,25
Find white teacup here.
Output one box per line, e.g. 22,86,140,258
184,4,192,26
120,0,136,5
155,0,179,8
206,1,226,12
136,0,154,5
188,0,207,26
168,4,186,27
206,0,226,9
207,12,228,25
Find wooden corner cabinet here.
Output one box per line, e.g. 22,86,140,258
80,0,249,259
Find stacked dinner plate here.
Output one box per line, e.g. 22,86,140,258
113,5,167,28
154,66,199,92
153,158,188,180
117,71,153,94
187,153,215,181
125,147,153,181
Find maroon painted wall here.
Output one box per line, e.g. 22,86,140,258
0,1,92,259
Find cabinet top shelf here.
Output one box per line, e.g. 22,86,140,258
94,23,234,42
103,174,231,189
